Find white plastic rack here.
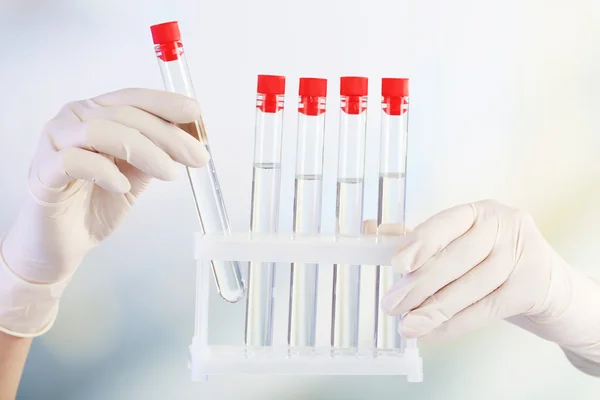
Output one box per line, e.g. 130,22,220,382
190,232,423,382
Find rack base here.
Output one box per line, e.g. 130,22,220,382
189,339,423,382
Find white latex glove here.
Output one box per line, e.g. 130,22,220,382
0,88,209,337
379,200,600,376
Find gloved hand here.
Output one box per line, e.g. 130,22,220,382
375,200,600,376
0,88,209,337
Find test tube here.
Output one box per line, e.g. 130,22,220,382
288,78,327,348
150,22,245,303
375,78,409,349
245,75,286,347
332,77,369,349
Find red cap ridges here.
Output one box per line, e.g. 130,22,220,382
150,21,181,45
382,78,409,97
257,75,286,95
340,76,368,96
299,78,327,97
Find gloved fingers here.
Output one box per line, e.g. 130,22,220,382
363,220,377,234
390,203,476,275
91,88,201,124
35,146,131,194
46,118,180,181
382,213,498,315
392,250,511,336
378,222,406,236
73,103,209,168
114,159,153,198
408,283,517,342
362,221,409,235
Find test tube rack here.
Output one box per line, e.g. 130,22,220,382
190,232,424,382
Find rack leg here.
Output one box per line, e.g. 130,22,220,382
191,260,212,381
197,260,211,345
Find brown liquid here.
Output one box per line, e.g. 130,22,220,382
177,116,208,144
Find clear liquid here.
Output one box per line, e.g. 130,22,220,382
293,175,323,235
245,162,281,346
245,261,276,346
288,174,323,347
332,263,361,348
332,177,364,348
375,172,406,348
187,146,245,303
377,172,406,225
288,262,318,347
336,178,364,237
375,264,398,348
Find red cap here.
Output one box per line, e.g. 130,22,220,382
150,21,181,45
257,75,286,95
340,76,368,96
382,78,409,97
299,78,327,97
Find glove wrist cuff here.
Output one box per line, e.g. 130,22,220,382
527,263,600,366
0,240,69,338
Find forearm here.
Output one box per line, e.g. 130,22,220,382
554,267,600,374
510,263,600,375
0,332,31,399
0,237,66,397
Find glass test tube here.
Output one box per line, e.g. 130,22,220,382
332,77,369,349
288,78,328,348
245,75,286,347
375,78,410,349
150,22,245,303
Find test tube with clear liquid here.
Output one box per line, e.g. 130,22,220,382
332,77,369,350
288,78,327,348
245,75,286,347
150,22,244,303
375,78,409,349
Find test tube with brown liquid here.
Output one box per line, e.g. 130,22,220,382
150,21,245,303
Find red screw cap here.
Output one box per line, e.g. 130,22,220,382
382,78,409,97
299,78,327,116
150,21,181,45
257,75,286,95
340,76,368,96
299,77,327,97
